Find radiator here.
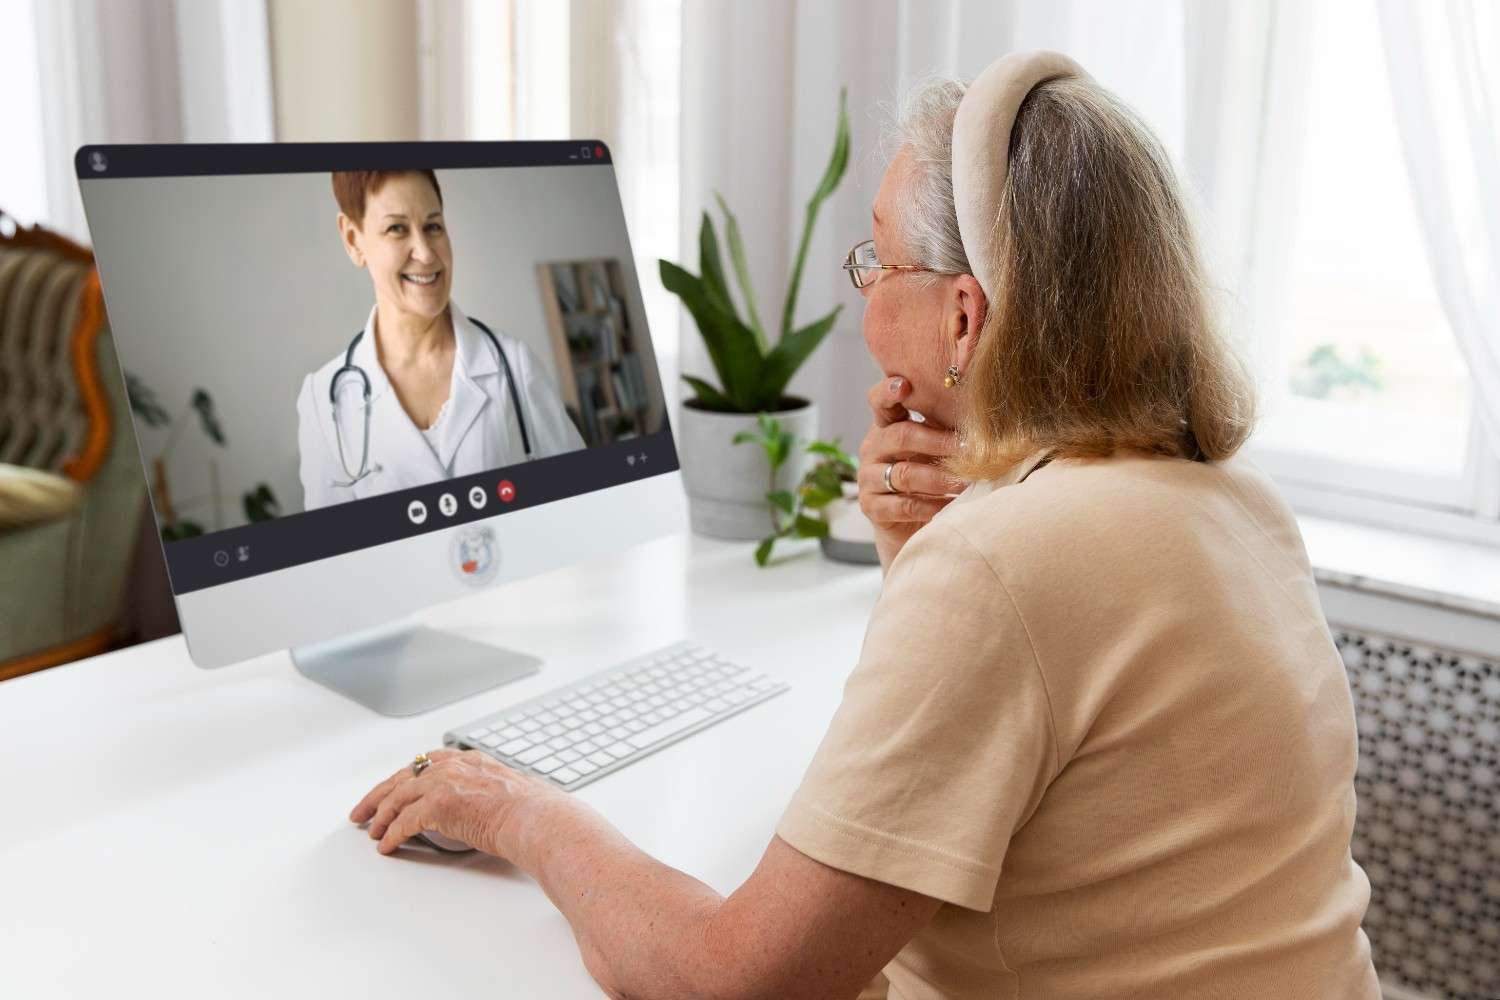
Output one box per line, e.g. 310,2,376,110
1335,627,1500,1000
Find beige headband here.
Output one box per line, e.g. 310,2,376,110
952,50,1088,302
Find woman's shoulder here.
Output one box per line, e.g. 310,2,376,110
935,450,1291,567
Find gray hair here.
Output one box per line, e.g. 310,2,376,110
882,78,971,282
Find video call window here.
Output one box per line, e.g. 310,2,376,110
80,154,668,546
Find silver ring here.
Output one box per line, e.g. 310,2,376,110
411,753,431,777
883,462,898,494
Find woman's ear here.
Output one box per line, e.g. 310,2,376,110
337,212,365,268
949,273,987,376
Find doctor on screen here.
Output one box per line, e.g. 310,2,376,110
296,169,585,511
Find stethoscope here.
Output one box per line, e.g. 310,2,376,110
327,316,531,487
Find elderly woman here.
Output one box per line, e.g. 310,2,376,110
296,169,584,511
351,53,1380,999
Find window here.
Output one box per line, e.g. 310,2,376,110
1248,0,1498,532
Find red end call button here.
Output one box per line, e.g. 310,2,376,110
496,480,516,503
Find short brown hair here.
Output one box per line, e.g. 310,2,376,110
944,77,1255,479
330,170,443,225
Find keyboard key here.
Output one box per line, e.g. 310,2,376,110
446,643,788,792
515,746,550,765
628,707,714,751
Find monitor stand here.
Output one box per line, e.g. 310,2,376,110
290,622,542,717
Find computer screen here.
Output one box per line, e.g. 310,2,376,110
77,142,678,601
76,141,675,590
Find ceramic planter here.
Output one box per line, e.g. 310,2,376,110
679,398,819,540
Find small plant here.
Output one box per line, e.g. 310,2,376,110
660,89,851,414
1290,343,1384,401
734,414,858,566
127,372,281,539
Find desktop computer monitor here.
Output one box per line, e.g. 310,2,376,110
76,141,686,715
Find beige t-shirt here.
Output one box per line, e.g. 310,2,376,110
777,451,1380,999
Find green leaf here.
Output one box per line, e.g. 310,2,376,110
766,489,795,515
161,520,204,542
781,87,850,341
799,484,841,509
731,430,761,445
792,514,830,539
125,372,171,427
681,374,736,412
698,212,738,323
767,425,793,470
190,389,225,445
806,439,857,468
757,305,842,408
754,536,775,566
660,259,763,409
714,192,768,354
243,483,281,522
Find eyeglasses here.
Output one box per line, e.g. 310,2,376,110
841,238,947,289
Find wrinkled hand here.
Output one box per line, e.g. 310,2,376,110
350,748,569,861
857,377,963,570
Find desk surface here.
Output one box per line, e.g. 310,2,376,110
0,532,882,998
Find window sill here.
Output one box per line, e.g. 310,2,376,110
1300,513,1500,622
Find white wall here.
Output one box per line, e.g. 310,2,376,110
79,163,662,531
267,0,420,141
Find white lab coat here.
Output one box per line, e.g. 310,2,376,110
296,302,585,510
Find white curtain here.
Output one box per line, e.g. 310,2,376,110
677,0,1190,449
1377,0,1500,455
21,0,273,242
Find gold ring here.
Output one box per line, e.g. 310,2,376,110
411,753,431,777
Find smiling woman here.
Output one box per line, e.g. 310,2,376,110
294,169,586,510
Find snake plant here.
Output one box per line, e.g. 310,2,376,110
660,89,851,413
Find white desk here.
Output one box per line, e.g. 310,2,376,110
0,532,882,998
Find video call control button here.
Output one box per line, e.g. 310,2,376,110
468,485,487,510
438,493,458,517
407,500,428,525
497,480,516,503
213,550,230,568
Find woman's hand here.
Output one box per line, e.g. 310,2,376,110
349,748,571,864
857,377,963,571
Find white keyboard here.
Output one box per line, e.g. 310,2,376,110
443,641,789,790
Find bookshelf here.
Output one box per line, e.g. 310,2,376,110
535,258,655,447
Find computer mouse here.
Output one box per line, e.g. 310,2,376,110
415,830,475,853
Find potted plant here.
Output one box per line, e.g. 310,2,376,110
733,414,872,566
660,90,850,539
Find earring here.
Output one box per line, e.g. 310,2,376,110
944,364,961,388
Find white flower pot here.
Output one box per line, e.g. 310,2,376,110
679,398,819,540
